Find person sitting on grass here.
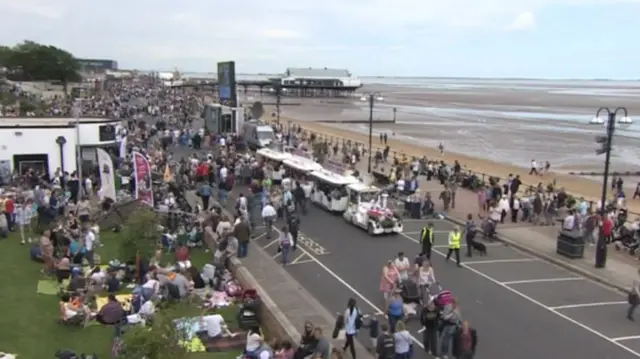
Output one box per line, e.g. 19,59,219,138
55,256,71,284
59,293,91,327
96,294,126,325
67,267,87,294
274,340,295,359
200,306,228,340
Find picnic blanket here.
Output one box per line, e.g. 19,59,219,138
96,294,133,311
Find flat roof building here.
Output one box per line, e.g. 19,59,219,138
0,117,122,177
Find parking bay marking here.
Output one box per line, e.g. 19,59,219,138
397,231,640,358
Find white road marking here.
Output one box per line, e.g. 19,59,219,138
252,233,267,240
464,258,537,265
417,328,425,334
397,231,640,358
290,259,315,265
501,277,584,285
613,336,640,342
272,252,281,259
550,301,628,310
263,239,279,249
403,230,451,235
291,253,307,264
432,243,503,249
269,229,408,342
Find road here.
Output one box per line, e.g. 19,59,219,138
219,188,640,359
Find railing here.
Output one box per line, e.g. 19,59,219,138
277,119,640,220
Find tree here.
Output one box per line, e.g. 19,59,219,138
119,209,162,262
117,306,194,359
0,40,81,92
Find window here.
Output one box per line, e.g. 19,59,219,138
99,125,116,141
257,130,274,141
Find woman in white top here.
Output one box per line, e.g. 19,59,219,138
393,252,410,281
393,321,413,359
417,261,436,300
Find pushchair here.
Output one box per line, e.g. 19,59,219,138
482,218,497,239
426,283,453,310
396,279,421,320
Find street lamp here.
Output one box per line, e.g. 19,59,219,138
360,93,384,173
590,107,632,268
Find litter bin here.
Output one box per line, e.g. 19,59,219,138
556,229,585,259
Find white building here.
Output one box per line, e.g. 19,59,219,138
0,117,121,177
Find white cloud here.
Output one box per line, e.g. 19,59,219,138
0,0,639,72
505,12,536,30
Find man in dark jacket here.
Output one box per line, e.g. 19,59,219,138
420,301,440,357
233,216,251,258
288,214,300,250
375,323,395,359
452,320,477,359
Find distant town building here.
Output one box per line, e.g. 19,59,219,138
75,58,119,72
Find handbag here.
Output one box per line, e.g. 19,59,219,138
628,292,639,305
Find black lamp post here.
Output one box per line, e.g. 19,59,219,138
592,107,631,268
56,136,67,173
361,93,384,173
275,85,282,126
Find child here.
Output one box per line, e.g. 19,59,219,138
90,221,102,247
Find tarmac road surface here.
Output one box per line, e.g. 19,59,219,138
220,188,640,359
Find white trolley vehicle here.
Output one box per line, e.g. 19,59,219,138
343,182,403,235
256,148,292,163
282,155,323,175
309,169,360,213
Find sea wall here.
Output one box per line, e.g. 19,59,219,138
204,227,301,343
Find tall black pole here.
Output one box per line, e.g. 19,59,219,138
276,86,281,126
392,107,397,123
367,94,374,173
595,112,615,268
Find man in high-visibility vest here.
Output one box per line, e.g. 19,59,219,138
445,225,462,267
420,222,435,260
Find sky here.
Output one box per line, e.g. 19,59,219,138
0,0,639,79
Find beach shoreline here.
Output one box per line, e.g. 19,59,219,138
275,114,640,215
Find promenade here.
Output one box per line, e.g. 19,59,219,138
210,167,640,358
279,116,640,216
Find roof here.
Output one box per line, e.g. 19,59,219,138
347,182,380,193
256,148,292,161
285,67,352,79
310,169,360,185
0,117,120,127
283,156,323,172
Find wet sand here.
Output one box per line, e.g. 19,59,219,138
261,79,640,213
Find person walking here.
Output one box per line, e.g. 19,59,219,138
627,268,640,321
420,223,434,260
261,202,277,239
452,321,478,359
463,214,477,258
440,298,462,359
279,225,293,266
343,298,362,359
420,301,440,357
445,226,462,267
375,323,395,359
393,321,412,359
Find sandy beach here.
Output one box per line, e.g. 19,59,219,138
258,78,640,214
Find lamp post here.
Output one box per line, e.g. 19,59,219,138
590,107,632,268
360,93,384,173
71,100,83,195
55,136,67,173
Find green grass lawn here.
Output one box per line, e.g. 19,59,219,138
0,230,241,358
